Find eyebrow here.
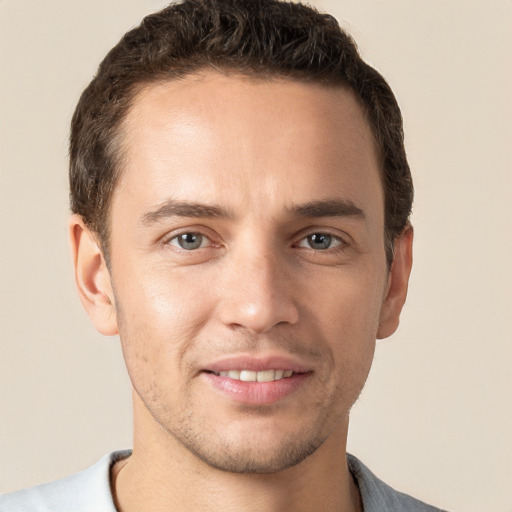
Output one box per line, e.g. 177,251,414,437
287,199,366,220
140,199,234,225
140,197,365,226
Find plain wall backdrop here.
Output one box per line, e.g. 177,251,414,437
0,1,511,510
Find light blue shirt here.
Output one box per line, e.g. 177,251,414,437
0,451,448,511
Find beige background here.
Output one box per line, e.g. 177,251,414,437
1,1,511,510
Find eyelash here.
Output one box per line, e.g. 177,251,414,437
163,230,347,253
166,232,214,251
296,233,344,251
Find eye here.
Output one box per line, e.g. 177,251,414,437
298,233,342,250
168,232,210,250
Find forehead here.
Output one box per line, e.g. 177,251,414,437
114,71,382,220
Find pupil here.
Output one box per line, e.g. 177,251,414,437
179,233,202,250
310,233,331,249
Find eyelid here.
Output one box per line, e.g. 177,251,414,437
294,227,350,247
168,233,211,250
297,233,343,250
158,226,351,252
160,226,220,248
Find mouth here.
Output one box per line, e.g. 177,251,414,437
208,369,295,382
201,356,312,405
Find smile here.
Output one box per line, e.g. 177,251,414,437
203,368,310,405
213,370,294,382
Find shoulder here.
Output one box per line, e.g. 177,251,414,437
347,454,449,512
0,450,131,512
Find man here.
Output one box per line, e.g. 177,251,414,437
0,0,447,510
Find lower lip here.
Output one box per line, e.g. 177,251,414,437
202,372,311,405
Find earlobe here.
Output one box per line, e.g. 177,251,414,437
377,224,414,340
69,215,118,336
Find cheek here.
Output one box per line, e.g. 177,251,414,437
112,263,216,388
116,261,215,331
313,265,386,366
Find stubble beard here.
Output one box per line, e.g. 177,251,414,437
115,296,365,476
138,381,349,475
172,416,326,474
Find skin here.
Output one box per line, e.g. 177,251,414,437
70,71,413,512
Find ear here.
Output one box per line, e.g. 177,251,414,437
377,224,414,340
69,214,118,336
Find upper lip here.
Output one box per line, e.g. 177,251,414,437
203,354,312,374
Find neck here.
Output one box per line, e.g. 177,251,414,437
113,396,362,512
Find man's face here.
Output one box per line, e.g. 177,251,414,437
104,72,398,473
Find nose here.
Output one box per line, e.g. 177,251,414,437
216,246,300,334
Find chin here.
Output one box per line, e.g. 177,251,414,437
185,435,323,474
168,411,337,475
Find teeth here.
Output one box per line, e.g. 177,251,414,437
240,370,257,382
257,370,275,382
216,370,294,382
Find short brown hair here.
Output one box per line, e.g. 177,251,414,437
69,0,413,266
